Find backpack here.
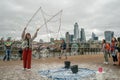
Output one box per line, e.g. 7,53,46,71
105,43,110,50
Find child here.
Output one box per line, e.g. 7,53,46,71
21,27,39,70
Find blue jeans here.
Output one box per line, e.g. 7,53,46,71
3,49,11,61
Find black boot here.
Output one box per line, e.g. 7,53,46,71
3,55,6,61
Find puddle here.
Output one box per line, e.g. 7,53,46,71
38,67,96,80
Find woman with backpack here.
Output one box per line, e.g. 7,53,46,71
111,37,118,65
102,39,109,64
21,27,39,70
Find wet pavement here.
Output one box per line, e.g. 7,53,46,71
0,54,120,80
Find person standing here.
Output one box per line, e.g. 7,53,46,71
117,37,120,65
59,40,67,59
18,47,23,60
102,39,109,64
3,37,14,61
21,27,39,70
111,37,118,65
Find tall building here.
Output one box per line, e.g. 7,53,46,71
104,31,114,43
92,32,96,40
50,38,54,42
69,34,74,43
74,23,79,41
80,28,86,42
60,37,65,41
65,32,70,49
39,39,44,43
91,32,99,41
94,37,98,41
65,32,70,43
0,37,4,41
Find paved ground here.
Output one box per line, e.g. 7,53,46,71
0,54,120,80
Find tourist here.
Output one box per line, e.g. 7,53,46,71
3,37,14,61
102,39,109,64
59,40,67,59
117,37,120,65
18,48,23,60
111,37,118,65
21,27,39,70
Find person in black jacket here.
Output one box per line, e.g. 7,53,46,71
18,48,23,60
59,40,67,59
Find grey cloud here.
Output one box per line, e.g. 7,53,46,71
0,0,120,41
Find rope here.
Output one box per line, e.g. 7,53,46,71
40,8,51,42
24,7,63,42
56,10,63,39
41,10,63,40
41,9,55,17
25,7,41,28
38,10,63,30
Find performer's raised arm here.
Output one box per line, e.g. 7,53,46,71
31,28,39,41
21,27,27,40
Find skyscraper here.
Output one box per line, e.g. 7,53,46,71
39,39,44,43
74,23,79,41
65,32,70,43
50,38,54,42
104,31,114,43
92,32,96,40
80,28,86,42
69,34,74,43
91,32,99,41
65,32,70,49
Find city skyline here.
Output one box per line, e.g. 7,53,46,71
0,22,117,43
0,0,120,41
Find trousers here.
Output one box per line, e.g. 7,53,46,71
23,48,32,69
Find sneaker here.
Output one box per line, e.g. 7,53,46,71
103,62,106,64
22,68,26,71
106,62,109,64
103,62,109,64
27,69,31,71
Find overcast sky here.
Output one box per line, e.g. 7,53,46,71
0,0,120,41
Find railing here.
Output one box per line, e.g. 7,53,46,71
0,47,102,60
